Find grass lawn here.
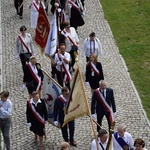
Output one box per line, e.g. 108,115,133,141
100,0,150,119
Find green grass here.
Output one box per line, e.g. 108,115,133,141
100,0,150,119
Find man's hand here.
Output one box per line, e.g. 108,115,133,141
85,82,90,86
60,54,65,59
57,61,62,66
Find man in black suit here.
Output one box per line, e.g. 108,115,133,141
91,80,116,132
53,87,77,147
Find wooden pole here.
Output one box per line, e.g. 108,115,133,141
75,55,100,150
41,68,63,89
19,0,26,9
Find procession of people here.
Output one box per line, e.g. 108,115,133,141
0,0,148,149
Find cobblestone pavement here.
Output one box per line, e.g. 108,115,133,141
0,0,150,149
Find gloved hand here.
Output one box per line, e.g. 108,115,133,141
91,114,96,119
27,123,31,127
57,61,62,66
60,54,65,59
45,121,47,124
81,53,84,57
113,112,117,116
15,54,19,59
85,82,90,86
22,84,26,91
54,121,58,126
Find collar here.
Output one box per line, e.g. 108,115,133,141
98,138,107,145
100,89,106,93
30,98,41,105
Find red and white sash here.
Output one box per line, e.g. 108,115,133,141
57,53,71,81
59,95,67,104
89,62,100,76
27,99,45,125
18,35,32,56
32,1,39,12
26,62,42,90
95,88,114,125
62,30,78,47
68,0,80,12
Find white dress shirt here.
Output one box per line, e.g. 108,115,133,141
0,99,12,119
91,138,108,150
83,37,103,57
113,132,134,150
55,52,70,72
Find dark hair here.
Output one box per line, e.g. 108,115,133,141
59,43,66,47
20,25,27,32
0,91,9,98
89,32,95,37
98,129,107,137
61,87,69,93
31,91,38,96
62,22,70,28
134,138,145,148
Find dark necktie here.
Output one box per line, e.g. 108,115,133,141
101,91,105,99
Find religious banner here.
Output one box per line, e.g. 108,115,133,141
63,68,90,126
45,11,58,56
35,1,50,53
42,70,62,128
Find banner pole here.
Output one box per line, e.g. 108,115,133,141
75,55,100,150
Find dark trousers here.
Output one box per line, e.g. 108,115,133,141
60,120,75,142
86,56,90,62
19,53,30,82
14,0,19,14
56,70,70,90
19,0,23,16
97,113,111,132
0,118,11,150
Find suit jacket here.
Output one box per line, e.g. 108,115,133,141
24,63,44,85
91,88,116,115
53,97,66,124
86,62,104,82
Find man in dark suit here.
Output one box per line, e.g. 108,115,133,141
53,87,77,147
91,80,116,132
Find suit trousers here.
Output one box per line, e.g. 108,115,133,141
97,113,111,132
60,120,75,142
56,70,70,90
0,118,11,150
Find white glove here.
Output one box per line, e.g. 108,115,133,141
91,114,96,119
27,123,31,127
57,61,62,66
22,84,26,91
85,82,90,86
15,54,19,59
45,121,47,124
60,54,65,59
81,53,84,57
113,112,117,116
54,121,58,126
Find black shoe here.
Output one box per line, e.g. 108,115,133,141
70,141,77,147
19,16,23,19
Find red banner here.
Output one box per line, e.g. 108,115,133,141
35,2,50,53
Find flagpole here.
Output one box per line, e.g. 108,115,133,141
75,56,100,150
41,68,63,89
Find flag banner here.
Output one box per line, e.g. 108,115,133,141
35,1,50,53
45,11,58,56
42,71,62,128
63,68,90,126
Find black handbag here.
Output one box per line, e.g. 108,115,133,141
26,81,34,88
